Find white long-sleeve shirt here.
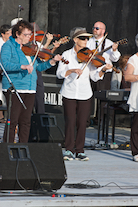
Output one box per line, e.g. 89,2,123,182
87,37,121,72
56,47,105,100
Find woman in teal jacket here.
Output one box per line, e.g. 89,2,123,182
1,20,61,143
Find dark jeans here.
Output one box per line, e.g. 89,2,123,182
63,97,92,154
3,91,35,143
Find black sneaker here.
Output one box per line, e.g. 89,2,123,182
63,150,74,161
75,153,89,161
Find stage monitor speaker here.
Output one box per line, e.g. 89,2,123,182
28,113,65,145
0,143,67,190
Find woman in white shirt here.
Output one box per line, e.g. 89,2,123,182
56,27,112,161
124,34,138,162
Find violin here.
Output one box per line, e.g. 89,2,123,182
77,47,120,73
29,30,61,42
22,43,69,64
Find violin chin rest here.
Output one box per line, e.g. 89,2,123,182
77,58,82,63
78,47,89,53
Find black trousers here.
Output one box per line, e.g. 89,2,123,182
131,112,138,156
34,71,45,114
3,91,35,143
63,97,92,154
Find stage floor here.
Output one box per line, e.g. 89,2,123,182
0,125,138,206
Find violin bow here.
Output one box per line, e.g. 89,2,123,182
31,30,47,66
77,32,108,79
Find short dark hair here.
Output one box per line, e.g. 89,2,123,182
12,20,33,38
0,24,11,34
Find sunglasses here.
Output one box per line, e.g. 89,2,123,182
92,27,102,30
77,36,89,40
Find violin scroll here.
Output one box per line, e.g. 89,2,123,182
53,34,61,38
61,57,69,64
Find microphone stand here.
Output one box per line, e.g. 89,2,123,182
0,62,27,143
17,5,23,21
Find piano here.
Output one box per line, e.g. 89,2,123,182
94,89,130,102
94,89,130,144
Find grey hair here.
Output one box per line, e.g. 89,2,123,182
135,34,138,47
70,27,86,39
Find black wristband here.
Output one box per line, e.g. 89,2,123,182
101,69,106,73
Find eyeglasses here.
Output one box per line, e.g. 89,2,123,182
22,33,32,37
92,27,102,30
77,36,89,40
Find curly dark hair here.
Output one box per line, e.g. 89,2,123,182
12,20,33,38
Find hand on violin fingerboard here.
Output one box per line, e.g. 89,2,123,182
50,54,62,65
43,33,54,49
99,63,113,77
104,63,113,70
46,33,54,41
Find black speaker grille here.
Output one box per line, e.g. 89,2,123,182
0,143,67,190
